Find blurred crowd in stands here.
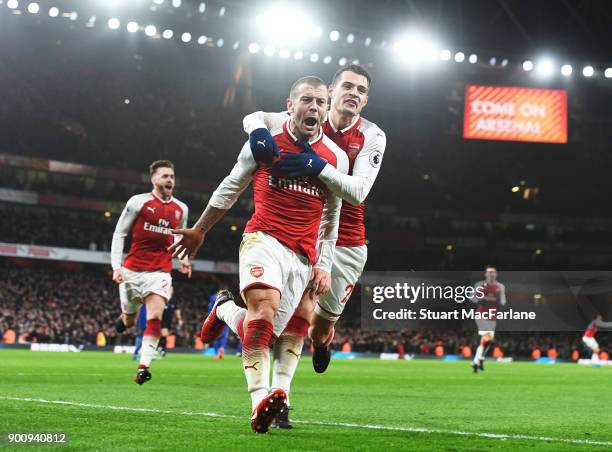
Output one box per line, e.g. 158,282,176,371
1,263,608,360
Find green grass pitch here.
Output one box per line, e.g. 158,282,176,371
1,350,611,451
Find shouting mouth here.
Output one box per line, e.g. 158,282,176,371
344,98,358,108
303,116,318,131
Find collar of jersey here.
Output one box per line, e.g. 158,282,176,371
151,191,174,204
327,114,361,134
284,119,324,145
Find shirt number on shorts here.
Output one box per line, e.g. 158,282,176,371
161,280,169,293
340,284,355,304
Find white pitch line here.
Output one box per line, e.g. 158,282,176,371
2,396,611,447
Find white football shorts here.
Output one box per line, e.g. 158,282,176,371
119,267,172,315
315,245,367,322
239,231,311,337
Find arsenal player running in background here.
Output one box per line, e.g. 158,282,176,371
470,265,506,373
111,160,191,385
170,76,348,433
583,315,612,363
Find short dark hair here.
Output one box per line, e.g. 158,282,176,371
289,75,327,100
149,160,174,176
331,64,372,88
485,265,497,272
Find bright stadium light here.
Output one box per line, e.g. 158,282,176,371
338,57,347,66
197,35,207,45
346,33,355,44
468,53,478,64
323,55,332,64
293,51,303,60
162,29,173,39
154,0,164,4
248,43,260,54
216,38,224,47
393,33,439,65
454,51,465,63
523,60,533,71
264,45,275,56
364,37,372,47
7,0,18,9
181,32,191,43
49,6,59,17
312,26,322,38
198,2,205,13
489,57,496,65
256,9,315,46
144,25,157,37
329,30,339,41
69,11,78,21
126,21,138,33
279,49,290,58
582,65,594,77
27,2,40,14
537,59,554,77
501,58,508,67
352,59,360,65
232,41,240,50
310,53,319,62
605,68,612,78
439,49,451,61
172,0,181,7
108,18,120,29
561,64,573,76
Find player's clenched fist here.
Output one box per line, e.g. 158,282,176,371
112,268,125,284
309,267,331,296
168,228,205,260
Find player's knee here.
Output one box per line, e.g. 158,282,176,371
293,295,314,320
245,287,280,322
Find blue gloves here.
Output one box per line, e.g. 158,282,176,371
279,142,327,178
249,128,280,164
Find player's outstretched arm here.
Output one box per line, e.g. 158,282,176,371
280,127,387,206
170,142,256,260
242,111,288,163
499,283,507,306
311,189,343,295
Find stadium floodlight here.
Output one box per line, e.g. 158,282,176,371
248,43,260,54
264,45,275,56
197,35,207,45
512,186,520,193
312,26,322,38
279,49,290,59
454,52,465,63
310,53,319,62
394,33,439,65
329,30,339,41
27,2,40,14
364,37,371,47
144,25,157,37
256,8,315,46
7,0,18,9
605,68,612,78
69,11,78,21
582,65,594,77
232,41,240,50
108,18,120,29
49,6,59,17
172,0,181,7
439,49,451,61
198,2,205,13
126,21,138,33
219,6,225,16
346,33,355,44
216,38,224,47
153,0,164,4
162,29,173,39
338,57,347,66
293,50,303,60
181,32,191,43
501,59,508,67
522,60,533,71
323,55,332,64
561,64,572,76
489,57,496,65
468,54,477,64
352,59,360,65
536,59,554,77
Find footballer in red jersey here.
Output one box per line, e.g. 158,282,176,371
239,65,386,427
110,160,191,385
169,76,348,433
582,315,612,363
470,265,506,373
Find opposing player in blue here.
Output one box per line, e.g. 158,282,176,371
208,292,228,360
133,305,147,361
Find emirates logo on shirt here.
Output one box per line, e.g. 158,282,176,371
250,265,264,278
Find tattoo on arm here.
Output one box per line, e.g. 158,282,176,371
195,205,228,233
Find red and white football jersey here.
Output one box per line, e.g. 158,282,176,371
243,112,386,248
472,280,506,320
584,320,598,338
210,120,349,266
111,192,188,273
